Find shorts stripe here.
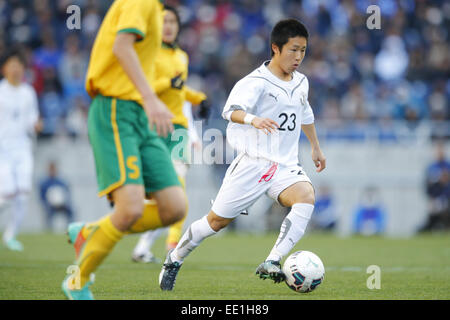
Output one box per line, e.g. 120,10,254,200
97,98,126,197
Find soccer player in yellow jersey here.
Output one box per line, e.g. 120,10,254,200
131,5,210,263
61,0,187,300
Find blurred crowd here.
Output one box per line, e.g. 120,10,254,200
0,0,448,140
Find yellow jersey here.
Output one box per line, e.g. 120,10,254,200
152,43,206,128
85,0,163,104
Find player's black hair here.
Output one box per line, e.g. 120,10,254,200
164,5,181,28
163,5,182,46
0,46,27,68
270,19,309,56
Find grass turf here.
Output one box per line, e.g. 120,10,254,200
0,231,449,300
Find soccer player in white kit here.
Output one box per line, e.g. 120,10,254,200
0,49,39,251
159,19,326,290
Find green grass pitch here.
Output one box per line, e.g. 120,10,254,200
0,231,449,300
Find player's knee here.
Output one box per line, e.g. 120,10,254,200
121,202,144,224
207,212,232,232
302,186,315,205
169,203,187,224
160,198,187,225
296,184,315,205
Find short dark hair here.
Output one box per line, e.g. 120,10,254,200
164,5,181,29
0,46,26,68
270,19,309,56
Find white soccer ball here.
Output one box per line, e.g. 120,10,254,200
283,250,325,293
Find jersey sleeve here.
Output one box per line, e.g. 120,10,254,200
301,77,315,125
116,0,155,41
185,86,206,105
222,76,264,121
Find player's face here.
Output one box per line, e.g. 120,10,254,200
275,36,307,74
2,57,25,85
162,10,179,44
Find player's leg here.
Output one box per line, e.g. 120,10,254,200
2,192,28,251
74,184,145,284
170,210,233,262
127,185,186,265
163,127,190,250
159,210,233,290
159,154,269,290
62,96,149,299
268,181,315,261
0,155,15,248
2,152,32,251
166,168,187,250
257,177,315,283
132,227,164,263
132,163,187,262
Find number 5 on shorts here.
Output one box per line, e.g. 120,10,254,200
127,156,140,180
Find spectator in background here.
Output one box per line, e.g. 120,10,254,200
38,66,65,138
39,161,74,232
352,186,387,236
58,34,90,137
419,143,450,231
33,28,62,71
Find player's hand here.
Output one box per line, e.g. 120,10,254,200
251,117,280,135
171,73,184,90
143,95,174,137
198,99,211,119
311,148,326,172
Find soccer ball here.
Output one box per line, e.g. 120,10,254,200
283,250,325,293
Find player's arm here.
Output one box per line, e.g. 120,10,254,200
112,33,173,136
301,123,326,172
185,86,211,119
230,110,279,135
223,77,278,134
153,73,185,94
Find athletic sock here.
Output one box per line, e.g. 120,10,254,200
77,215,123,287
266,203,314,262
126,201,163,234
166,175,188,246
170,215,217,263
166,213,187,246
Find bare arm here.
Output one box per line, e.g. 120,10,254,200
301,123,326,172
230,110,279,134
113,33,173,136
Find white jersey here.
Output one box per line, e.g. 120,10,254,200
222,61,314,167
0,79,39,151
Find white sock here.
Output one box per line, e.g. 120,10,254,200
266,203,314,262
133,228,164,256
170,215,217,263
3,194,27,242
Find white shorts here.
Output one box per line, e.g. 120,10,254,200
0,148,33,196
211,153,312,219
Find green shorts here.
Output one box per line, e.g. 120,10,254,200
161,124,189,163
87,95,180,197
